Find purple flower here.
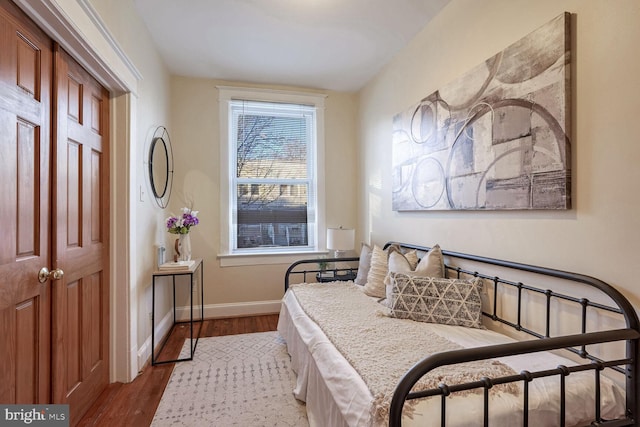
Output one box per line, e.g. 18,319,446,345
166,207,200,234
182,213,199,227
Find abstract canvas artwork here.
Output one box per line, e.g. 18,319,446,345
392,13,571,211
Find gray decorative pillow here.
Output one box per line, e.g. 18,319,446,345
389,272,484,328
354,243,372,286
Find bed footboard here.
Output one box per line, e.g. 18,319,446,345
389,329,639,426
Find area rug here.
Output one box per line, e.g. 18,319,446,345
151,331,308,426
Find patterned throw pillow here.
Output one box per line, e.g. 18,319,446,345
389,272,484,328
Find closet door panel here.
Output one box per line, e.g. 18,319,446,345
0,0,52,405
51,46,110,425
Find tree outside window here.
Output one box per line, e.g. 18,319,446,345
231,101,316,250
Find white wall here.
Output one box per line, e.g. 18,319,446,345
51,0,640,379
169,77,359,310
358,0,640,308
87,0,172,369
71,0,359,372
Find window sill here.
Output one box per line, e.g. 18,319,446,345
217,250,328,267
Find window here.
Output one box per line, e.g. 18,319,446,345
218,87,326,258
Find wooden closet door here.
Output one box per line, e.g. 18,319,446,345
51,46,110,424
0,0,52,405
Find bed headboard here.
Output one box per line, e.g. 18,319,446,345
384,242,638,332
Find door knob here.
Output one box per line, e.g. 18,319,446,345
38,267,64,283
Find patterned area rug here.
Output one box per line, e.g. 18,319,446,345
151,331,308,426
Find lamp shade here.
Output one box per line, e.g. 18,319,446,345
326,227,355,252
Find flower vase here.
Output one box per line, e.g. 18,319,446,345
176,234,192,262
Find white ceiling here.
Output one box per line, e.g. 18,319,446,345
133,0,451,92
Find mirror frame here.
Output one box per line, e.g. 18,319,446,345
148,126,174,208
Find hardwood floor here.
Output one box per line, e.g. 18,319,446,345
77,314,280,426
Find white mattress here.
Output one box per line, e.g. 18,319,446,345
278,288,625,427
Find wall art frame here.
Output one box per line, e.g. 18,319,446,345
392,12,571,211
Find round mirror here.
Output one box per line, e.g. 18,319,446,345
148,126,173,208
150,137,168,197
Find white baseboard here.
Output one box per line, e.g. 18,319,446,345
176,300,282,321
137,310,174,370
138,300,282,369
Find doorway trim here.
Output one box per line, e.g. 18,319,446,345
14,0,141,382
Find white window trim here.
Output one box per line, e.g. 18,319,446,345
217,86,326,266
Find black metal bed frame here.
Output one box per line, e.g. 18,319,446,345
284,256,360,291
283,242,640,427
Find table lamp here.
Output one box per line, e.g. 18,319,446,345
326,227,355,258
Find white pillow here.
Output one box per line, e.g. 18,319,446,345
385,244,445,304
353,243,372,286
363,245,390,298
414,244,445,276
384,249,419,283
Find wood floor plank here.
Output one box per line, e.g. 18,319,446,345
78,314,279,426
242,316,254,333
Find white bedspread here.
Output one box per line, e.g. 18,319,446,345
278,285,625,427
